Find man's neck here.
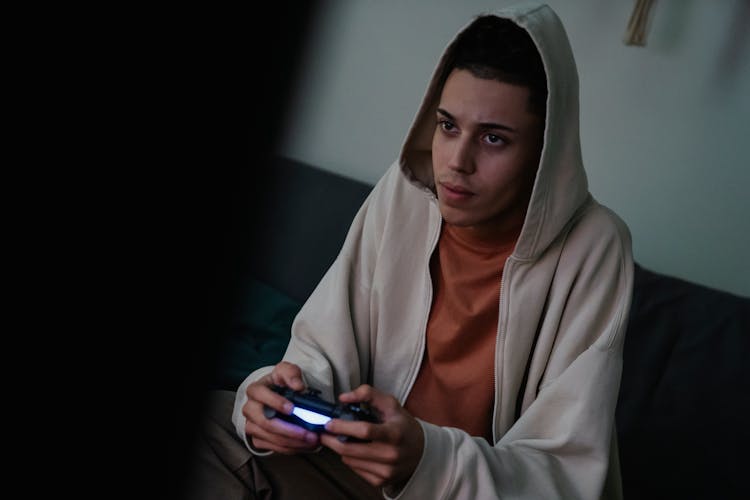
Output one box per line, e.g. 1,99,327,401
444,218,522,252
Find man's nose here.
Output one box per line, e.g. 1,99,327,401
447,138,476,174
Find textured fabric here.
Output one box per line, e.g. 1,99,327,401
185,391,267,500
404,223,515,443
233,3,633,499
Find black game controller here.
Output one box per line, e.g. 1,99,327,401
263,385,380,442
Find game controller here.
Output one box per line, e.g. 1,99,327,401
263,384,380,442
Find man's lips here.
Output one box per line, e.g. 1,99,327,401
440,182,475,196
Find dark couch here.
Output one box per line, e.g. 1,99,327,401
214,155,750,499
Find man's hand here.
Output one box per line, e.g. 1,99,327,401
321,384,424,491
243,361,321,454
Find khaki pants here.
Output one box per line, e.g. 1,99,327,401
183,390,382,500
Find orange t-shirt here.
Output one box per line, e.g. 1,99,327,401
404,222,516,443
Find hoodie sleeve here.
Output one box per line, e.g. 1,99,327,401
231,163,399,452
390,208,634,500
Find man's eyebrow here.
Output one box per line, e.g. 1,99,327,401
436,107,518,133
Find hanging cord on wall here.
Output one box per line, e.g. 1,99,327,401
624,0,656,46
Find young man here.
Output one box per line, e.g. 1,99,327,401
190,3,633,499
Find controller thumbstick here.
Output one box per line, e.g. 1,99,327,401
263,406,277,419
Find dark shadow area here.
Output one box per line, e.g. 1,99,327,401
80,4,324,499
208,156,374,394
165,7,322,498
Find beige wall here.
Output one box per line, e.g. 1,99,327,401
277,0,750,297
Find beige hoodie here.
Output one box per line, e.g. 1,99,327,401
233,2,633,499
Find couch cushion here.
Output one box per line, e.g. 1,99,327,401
616,263,750,498
211,279,302,391
243,156,374,303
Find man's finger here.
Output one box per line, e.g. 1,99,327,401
271,362,305,391
338,385,396,420
320,433,396,463
246,418,320,450
260,409,321,442
325,418,387,443
338,384,376,403
343,455,394,480
347,465,385,487
244,387,293,419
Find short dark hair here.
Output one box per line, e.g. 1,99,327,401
441,15,548,118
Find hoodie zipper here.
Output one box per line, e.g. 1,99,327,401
491,257,513,444
399,196,442,404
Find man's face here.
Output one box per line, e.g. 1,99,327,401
431,68,544,237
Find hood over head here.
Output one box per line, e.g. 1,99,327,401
399,2,588,261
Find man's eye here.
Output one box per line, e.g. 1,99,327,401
439,120,455,131
484,134,505,145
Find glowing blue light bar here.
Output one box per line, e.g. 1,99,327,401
292,407,332,425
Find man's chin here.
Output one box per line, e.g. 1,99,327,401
439,211,477,228
436,199,467,219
